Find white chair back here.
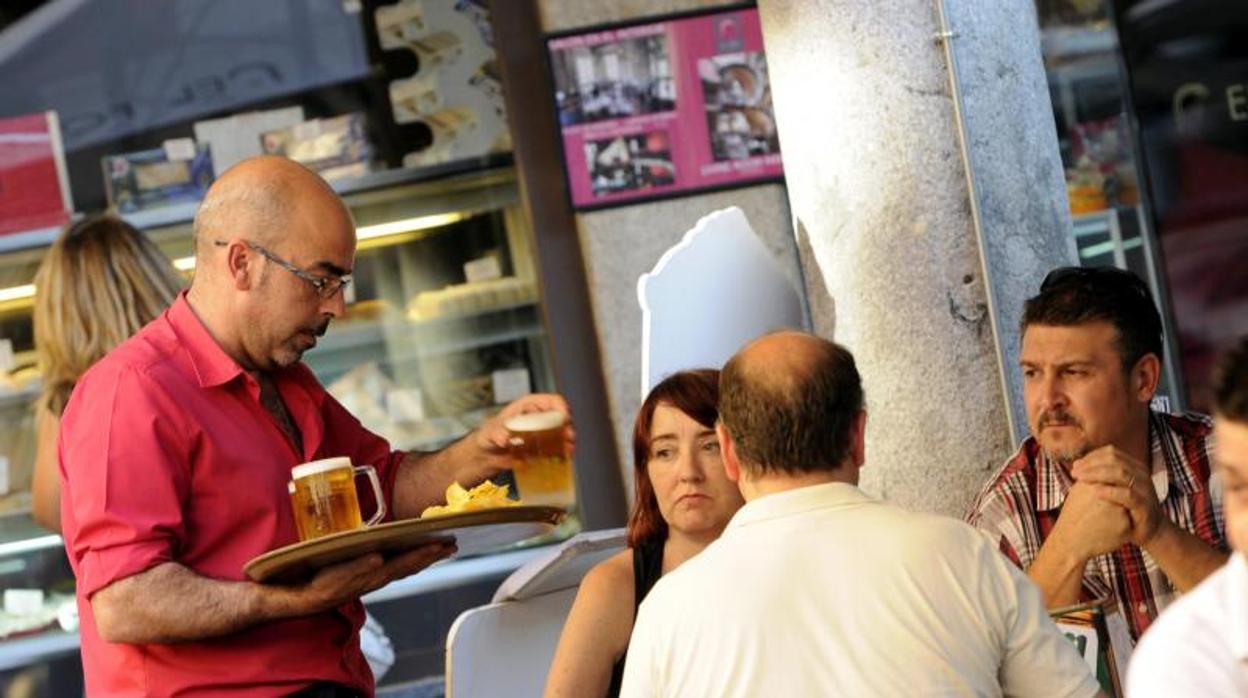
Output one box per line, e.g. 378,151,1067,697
445,529,628,697
444,588,578,698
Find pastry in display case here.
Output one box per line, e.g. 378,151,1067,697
260,113,376,181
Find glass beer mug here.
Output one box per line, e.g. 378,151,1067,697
288,457,386,541
506,410,576,508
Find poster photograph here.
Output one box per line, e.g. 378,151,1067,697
548,6,782,210
552,32,676,126
583,129,676,197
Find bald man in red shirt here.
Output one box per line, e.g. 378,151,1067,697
59,156,570,697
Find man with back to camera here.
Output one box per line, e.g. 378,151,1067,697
58,156,570,697
966,266,1227,641
1126,337,1248,696
620,331,1099,697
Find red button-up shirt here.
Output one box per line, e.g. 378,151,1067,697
60,293,404,697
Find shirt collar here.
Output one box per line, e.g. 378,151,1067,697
1145,410,1173,500
1034,447,1075,512
167,291,247,388
1034,410,1173,512
727,481,874,530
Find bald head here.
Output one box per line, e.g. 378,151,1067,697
192,156,348,263
730,331,831,396
184,156,357,372
719,331,864,476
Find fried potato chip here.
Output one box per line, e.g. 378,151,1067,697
420,480,520,518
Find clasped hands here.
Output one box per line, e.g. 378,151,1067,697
1052,445,1166,559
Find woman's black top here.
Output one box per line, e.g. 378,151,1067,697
606,536,665,697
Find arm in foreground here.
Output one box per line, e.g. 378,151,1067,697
1072,447,1227,592
90,544,454,644
1027,481,1132,608
390,393,573,518
543,551,635,698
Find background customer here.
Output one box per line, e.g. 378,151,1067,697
967,266,1226,639
30,214,182,531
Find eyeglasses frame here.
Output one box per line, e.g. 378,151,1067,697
213,239,351,299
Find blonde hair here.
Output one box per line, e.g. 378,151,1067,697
34,215,183,415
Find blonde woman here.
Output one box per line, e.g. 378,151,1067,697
31,215,182,531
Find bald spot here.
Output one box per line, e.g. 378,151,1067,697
191,156,350,270
731,331,829,399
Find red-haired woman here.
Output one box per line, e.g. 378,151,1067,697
544,369,745,697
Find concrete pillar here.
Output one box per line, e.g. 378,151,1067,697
758,0,1074,515
938,0,1080,445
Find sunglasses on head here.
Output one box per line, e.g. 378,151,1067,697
1039,266,1151,300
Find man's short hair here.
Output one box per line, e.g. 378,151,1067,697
719,335,864,475
1022,266,1163,371
1216,337,1248,423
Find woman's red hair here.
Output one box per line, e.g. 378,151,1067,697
627,368,720,548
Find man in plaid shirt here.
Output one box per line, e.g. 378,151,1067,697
966,267,1227,640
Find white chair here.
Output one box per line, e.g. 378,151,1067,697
638,206,805,396
444,529,627,698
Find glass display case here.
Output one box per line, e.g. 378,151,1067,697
0,157,554,490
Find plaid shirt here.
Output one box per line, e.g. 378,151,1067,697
966,411,1226,640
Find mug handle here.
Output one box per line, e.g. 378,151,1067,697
354,465,387,526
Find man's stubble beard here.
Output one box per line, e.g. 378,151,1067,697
280,317,333,367
1035,408,1091,466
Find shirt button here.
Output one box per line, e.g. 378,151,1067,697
1138,603,1148,614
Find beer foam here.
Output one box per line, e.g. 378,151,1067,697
292,457,352,480
504,410,566,432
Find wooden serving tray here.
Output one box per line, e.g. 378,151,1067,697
244,506,566,584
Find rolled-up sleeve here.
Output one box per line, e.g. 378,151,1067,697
61,366,190,599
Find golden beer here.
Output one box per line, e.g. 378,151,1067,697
288,457,386,541
506,410,575,507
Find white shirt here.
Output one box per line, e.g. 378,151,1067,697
1127,553,1248,697
620,482,1100,698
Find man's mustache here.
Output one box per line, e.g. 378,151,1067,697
1038,409,1081,429
312,320,331,337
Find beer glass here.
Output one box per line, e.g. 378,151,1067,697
288,457,386,541
506,410,575,507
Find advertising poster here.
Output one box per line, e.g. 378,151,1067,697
547,7,782,209
0,112,73,237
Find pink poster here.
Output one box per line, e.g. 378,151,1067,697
548,7,782,209
0,112,72,237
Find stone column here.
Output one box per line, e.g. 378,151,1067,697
758,0,1074,515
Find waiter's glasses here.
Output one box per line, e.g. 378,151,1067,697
213,240,351,299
